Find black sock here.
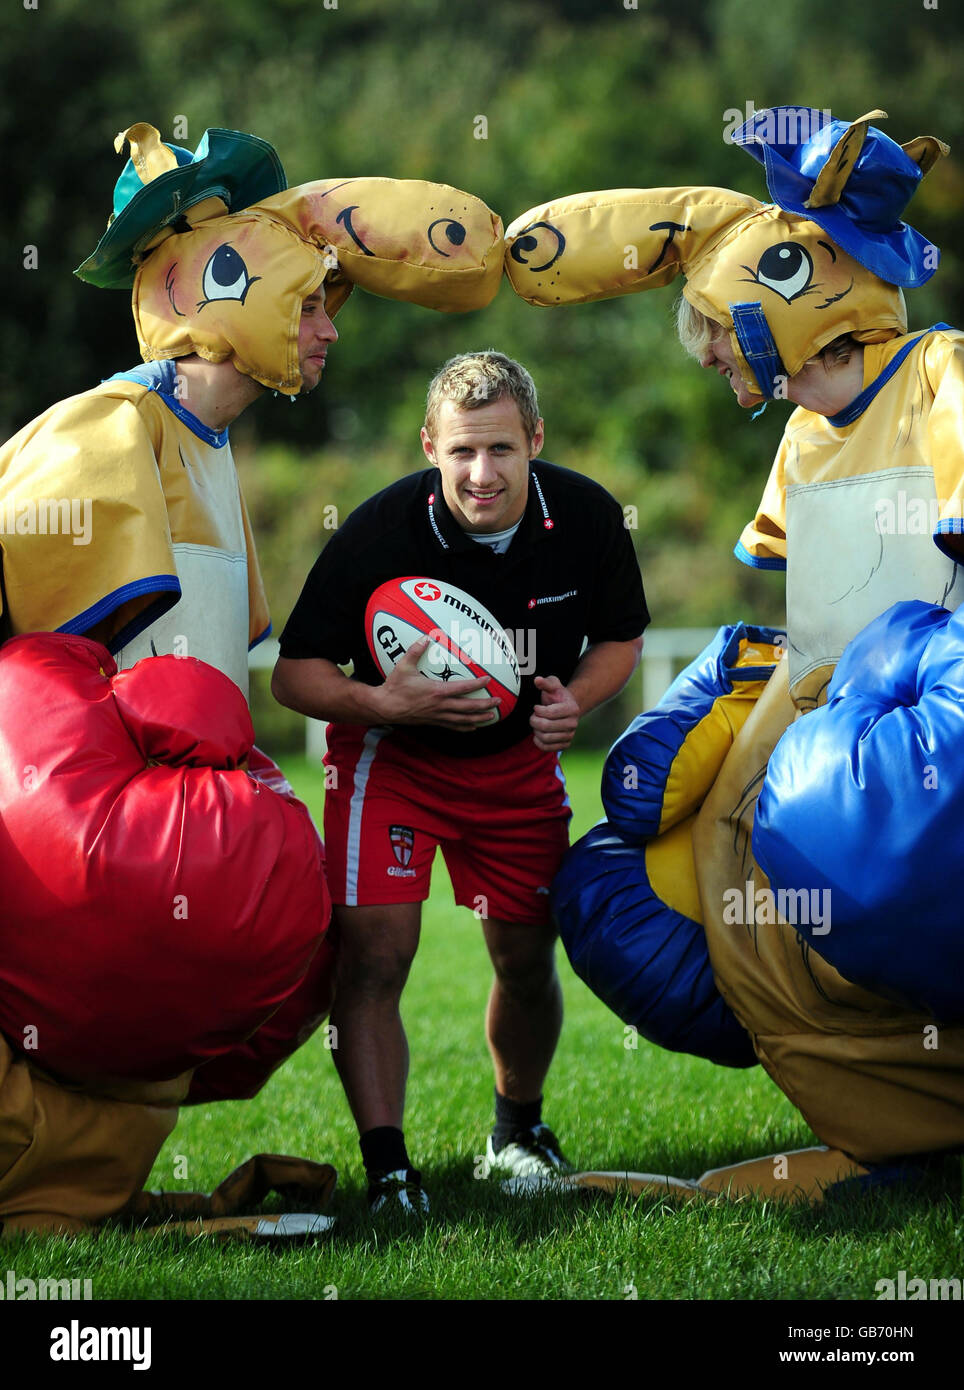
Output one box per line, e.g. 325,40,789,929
491,1090,543,1153
360,1126,411,1180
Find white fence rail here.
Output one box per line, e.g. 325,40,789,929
250,629,720,759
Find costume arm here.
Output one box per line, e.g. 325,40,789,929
550,623,779,1070
0,390,180,649
734,431,789,570
923,330,964,561
602,623,785,839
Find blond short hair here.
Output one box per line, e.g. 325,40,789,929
424,351,540,441
675,294,721,361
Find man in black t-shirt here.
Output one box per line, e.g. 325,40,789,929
273,351,648,1214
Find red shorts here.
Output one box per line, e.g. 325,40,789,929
323,724,572,925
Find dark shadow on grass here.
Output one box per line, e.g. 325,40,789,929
260,1156,711,1255
12,1154,954,1279
782,1153,962,1238
290,1150,964,1256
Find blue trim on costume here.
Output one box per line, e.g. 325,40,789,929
730,301,786,399
57,575,181,649
106,361,230,448
109,593,182,653
719,622,783,683
828,324,954,428
718,622,787,685
249,621,273,651
933,518,964,561
602,620,786,843
734,540,787,571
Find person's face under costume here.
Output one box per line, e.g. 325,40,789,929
420,397,545,535
699,324,767,409
700,314,865,417
297,286,338,393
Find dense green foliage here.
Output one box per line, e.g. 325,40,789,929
3,0,963,748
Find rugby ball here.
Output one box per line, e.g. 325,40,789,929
365,576,521,723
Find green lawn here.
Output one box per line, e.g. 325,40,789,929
5,751,961,1301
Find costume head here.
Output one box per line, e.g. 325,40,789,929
77,123,504,394
503,108,948,398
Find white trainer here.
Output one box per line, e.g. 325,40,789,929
485,1124,574,1179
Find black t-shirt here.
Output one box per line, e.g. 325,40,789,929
280,459,650,756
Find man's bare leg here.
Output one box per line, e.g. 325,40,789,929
481,917,570,1177
482,918,562,1100
329,900,422,1133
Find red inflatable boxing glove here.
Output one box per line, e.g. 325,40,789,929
0,633,331,1083
186,932,337,1103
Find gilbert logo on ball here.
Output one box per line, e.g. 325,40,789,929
365,576,521,724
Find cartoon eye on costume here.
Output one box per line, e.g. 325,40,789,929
749,243,815,302
508,221,566,273
427,218,467,258
197,244,260,309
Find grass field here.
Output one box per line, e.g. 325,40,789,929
5,751,962,1303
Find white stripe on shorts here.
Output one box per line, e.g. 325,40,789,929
345,727,386,906
555,752,572,812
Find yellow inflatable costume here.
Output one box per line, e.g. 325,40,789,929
510,108,964,1203
0,123,503,1235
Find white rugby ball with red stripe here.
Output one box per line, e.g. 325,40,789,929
365,576,521,723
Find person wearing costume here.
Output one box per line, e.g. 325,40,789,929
0,122,503,1234
503,108,964,1204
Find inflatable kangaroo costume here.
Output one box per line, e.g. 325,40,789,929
0,123,502,1235
507,108,964,1204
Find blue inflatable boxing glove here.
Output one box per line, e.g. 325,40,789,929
552,820,757,1065
553,623,785,1067
754,599,964,1022
602,624,786,840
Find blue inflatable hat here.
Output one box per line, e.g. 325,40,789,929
733,106,947,289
